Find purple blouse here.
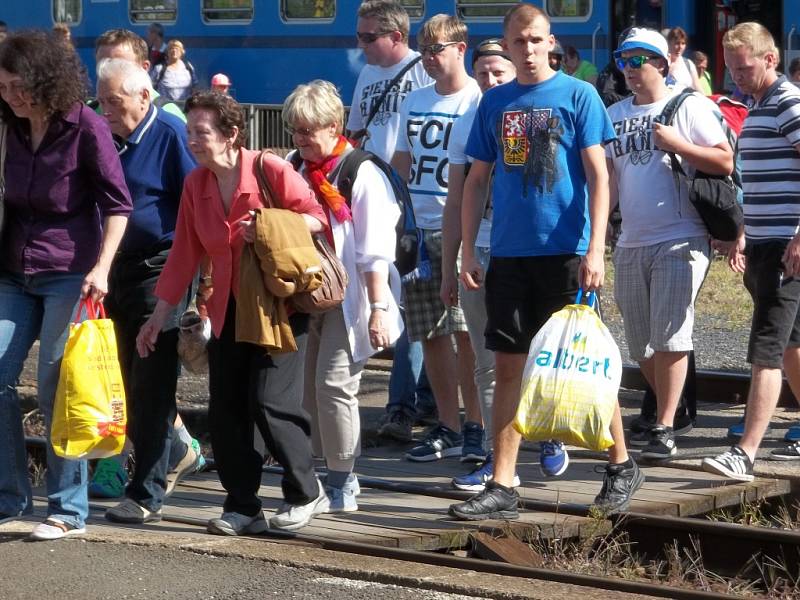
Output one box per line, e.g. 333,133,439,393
2,103,132,276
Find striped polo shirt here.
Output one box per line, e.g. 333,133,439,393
740,75,800,242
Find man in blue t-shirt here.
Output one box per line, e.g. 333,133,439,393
95,58,199,525
449,4,643,521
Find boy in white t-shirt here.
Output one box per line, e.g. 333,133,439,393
606,28,733,460
391,14,483,464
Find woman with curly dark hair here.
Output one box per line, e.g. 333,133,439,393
137,91,330,534
0,30,132,540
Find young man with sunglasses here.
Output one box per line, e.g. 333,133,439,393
392,14,483,463
449,4,641,520
348,0,435,445
606,28,732,460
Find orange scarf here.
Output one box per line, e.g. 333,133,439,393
304,136,352,223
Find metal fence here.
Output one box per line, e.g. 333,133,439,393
242,103,351,153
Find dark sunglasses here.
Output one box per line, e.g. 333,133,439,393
419,41,460,57
356,30,392,44
615,55,656,70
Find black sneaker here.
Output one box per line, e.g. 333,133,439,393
640,426,677,459
628,413,655,434
630,413,693,438
702,445,754,482
377,409,413,443
593,460,644,514
404,424,462,462
448,480,520,521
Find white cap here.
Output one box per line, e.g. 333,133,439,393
614,27,669,61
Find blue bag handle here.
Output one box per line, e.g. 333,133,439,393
574,288,597,308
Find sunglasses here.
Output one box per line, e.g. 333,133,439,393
356,30,392,44
419,41,460,57
615,55,656,70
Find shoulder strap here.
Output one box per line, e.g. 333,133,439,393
659,88,696,180
254,151,278,208
332,149,373,205
364,55,423,130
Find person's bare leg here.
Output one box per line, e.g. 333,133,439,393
455,331,482,425
491,352,527,487
653,351,688,428
422,335,461,432
607,403,629,464
739,365,784,460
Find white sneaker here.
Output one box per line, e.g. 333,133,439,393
207,511,268,536
0,511,23,526
29,517,86,541
269,480,330,531
165,443,200,497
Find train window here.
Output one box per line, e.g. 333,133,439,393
53,0,81,24
402,1,424,19
202,0,254,23
456,0,518,19
130,0,177,24
282,0,335,20
545,0,591,19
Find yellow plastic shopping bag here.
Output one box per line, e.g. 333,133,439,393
51,297,127,459
514,290,621,451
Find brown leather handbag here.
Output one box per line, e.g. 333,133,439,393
254,151,348,314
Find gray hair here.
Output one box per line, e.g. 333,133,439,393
358,1,410,42
96,58,152,96
282,80,344,134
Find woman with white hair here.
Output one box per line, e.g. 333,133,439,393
283,80,403,512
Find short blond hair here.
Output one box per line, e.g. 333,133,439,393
358,1,410,42
417,14,467,46
722,22,778,58
167,39,185,57
282,79,345,134
503,3,549,33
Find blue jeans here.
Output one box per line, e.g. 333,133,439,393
386,321,435,417
0,270,87,527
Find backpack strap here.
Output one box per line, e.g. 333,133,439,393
332,149,372,206
659,88,696,183
363,55,422,131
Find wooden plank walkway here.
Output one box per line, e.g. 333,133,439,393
82,446,791,551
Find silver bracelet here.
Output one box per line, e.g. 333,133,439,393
370,302,389,312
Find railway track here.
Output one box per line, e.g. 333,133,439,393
24,436,800,598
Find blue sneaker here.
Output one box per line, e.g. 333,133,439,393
461,421,487,463
191,438,207,472
539,440,569,477
89,458,128,498
785,423,800,443
728,418,771,440
452,453,521,492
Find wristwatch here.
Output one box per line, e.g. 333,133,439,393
370,302,389,312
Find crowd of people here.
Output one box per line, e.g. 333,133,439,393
0,0,798,539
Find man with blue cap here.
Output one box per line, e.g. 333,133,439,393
606,28,733,460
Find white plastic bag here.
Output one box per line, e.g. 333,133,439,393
514,290,622,451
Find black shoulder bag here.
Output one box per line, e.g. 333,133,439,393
659,88,743,242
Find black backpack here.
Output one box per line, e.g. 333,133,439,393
658,87,743,241
290,149,419,276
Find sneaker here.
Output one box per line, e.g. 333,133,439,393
105,498,163,524
191,438,207,472
630,412,693,436
628,427,652,447
770,441,800,461
460,421,487,463
207,511,268,536
270,480,330,531
628,413,655,434
539,440,569,477
404,424,462,462
448,480,520,521
29,517,86,541
702,446,754,482
593,460,645,515
0,511,23,526
784,424,800,443
728,418,772,440
377,410,413,443
451,454,521,492
326,474,359,513
165,443,200,497
88,458,128,499
639,426,677,459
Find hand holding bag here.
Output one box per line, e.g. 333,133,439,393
514,290,621,451
254,151,348,313
51,297,127,459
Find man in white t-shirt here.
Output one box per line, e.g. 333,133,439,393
346,0,433,162
606,28,733,460
441,38,517,491
348,1,435,445
392,14,483,463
